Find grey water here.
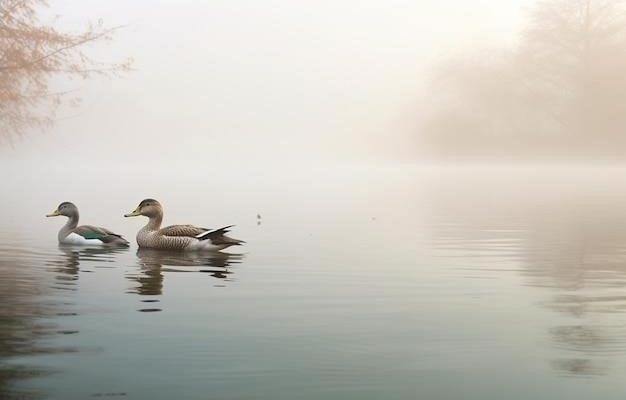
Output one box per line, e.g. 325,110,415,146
3,166,626,399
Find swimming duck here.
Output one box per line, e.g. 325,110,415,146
124,199,244,251
46,202,130,246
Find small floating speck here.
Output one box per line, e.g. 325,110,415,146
138,308,161,312
140,299,160,303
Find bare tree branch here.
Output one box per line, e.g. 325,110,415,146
0,25,124,71
0,0,131,140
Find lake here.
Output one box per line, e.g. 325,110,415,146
2,165,626,399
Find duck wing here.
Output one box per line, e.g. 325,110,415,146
158,224,210,238
73,225,127,243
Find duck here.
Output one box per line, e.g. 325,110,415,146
46,202,130,246
123,199,244,251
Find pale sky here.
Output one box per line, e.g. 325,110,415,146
0,0,527,171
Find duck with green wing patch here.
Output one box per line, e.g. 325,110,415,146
46,202,130,246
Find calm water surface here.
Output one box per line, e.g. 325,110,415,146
3,167,626,399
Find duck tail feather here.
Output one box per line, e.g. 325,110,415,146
196,225,242,245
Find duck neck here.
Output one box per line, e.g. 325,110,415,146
145,213,163,231
59,212,79,240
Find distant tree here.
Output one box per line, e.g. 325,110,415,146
522,0,626,135
420,0,626,161
0,0,131,141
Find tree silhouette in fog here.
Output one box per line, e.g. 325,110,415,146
0,0,131,141
421,0,626,161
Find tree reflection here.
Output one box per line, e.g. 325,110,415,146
426,172,626,377
0,257,53,399
1,244,131,397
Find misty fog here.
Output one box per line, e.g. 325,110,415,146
1,0,530,171
419,0,626,163
6,1,625,168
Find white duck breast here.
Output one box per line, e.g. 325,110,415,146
61,232,104,245
185,240,229,251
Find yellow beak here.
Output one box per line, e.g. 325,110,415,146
124,207,141,217
46,209,60,217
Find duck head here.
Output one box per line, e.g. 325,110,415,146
46,202,78,218
124,199,162,218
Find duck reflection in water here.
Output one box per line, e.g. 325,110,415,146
47,246,128,290
128,248,244,296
